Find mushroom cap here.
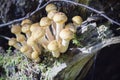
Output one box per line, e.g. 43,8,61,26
60,28,74,40
27,36,35,46
65,23,76,33
20,45,29,53
53,12,68,24
32,27,45,40
45,4,57,13
48,40,59,51
31,51,39,59
8,38,17,46
72,16,83,25
21,19,32,26
47,10,58,20
11,24,21,34
30,23,41,32
40,17,51,27
22,23,31,33
16,34,26,42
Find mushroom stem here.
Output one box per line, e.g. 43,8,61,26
45,27,55,41
27,36,41,53
59,28,74,53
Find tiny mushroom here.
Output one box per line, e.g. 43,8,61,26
8,38,21,50
53,12,68,41
45,3,57,13
11,24,21,38
40,17,54,41
47,10,58,37
47,40,60,58
72,16,83,27
59,28,74,53
21,19,32,38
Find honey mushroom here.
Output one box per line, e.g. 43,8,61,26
53,12,68,41
30,23,49,49
59,28,74,53
8,38,21,50
45,3,57,13
21,19,32,38
40,17,54,41
47,40,60,58
72,16,83,27
46,3,58,37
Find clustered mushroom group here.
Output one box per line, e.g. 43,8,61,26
8,3,83,62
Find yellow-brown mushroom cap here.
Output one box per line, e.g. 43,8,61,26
21,19,32,26
53,12,68,24
22,23,31,33
47,10,58,20
47,40,59,51
72,16,83,25
60,28,74,40
45,4,57,13
16,34,26,42
40,17,51,27
11,25,21,34
8,38,17,46
30,23,41,32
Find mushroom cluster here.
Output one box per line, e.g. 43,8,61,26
8,4,83,62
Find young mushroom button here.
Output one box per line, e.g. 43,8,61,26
59,28,74,53
53,12,68,41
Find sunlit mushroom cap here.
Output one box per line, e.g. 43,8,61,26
60,28,74,40
30,23,41,32
47,10,58,20
21,19,32,26
53,12,68,24
48,40,59,51
45,4,57,13
16,34,26,42
11,25,21,34
8,38,17,46
22,24,31,33
40,17,51,27
72,16,83,26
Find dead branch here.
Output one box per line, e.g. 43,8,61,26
78,36,120,53
0,0,120,28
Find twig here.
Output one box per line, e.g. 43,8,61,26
0,0,120,27
78,36,120,53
